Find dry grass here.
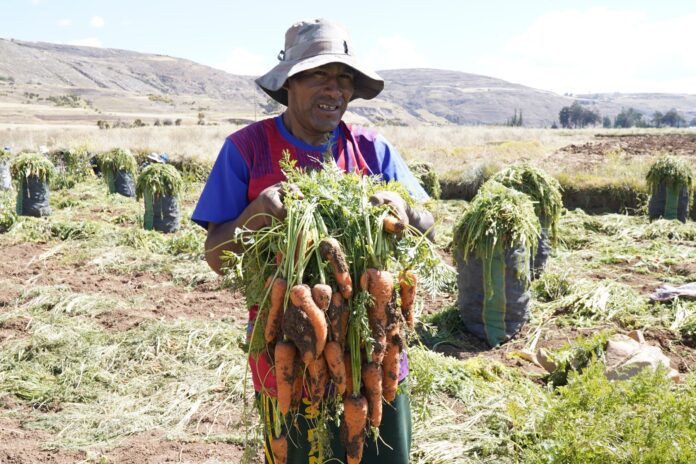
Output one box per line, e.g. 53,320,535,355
1,124,244,159
4,123,696,178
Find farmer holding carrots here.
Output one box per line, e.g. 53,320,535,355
193,18,434,464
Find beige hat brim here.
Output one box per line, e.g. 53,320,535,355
255,53,384,106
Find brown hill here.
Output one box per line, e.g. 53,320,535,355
1,38,694,127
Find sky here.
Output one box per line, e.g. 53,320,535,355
1,0,695,95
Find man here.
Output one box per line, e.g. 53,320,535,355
192,18,434,463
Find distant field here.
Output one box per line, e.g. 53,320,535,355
3,123,695,184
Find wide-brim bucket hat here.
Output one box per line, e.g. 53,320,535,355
255,18,384,106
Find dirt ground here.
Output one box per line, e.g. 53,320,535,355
0,242,251,464
545,133,696,170
2,132,696,462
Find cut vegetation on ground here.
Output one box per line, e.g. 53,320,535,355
1,130,695,463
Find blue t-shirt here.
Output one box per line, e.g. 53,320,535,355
192,115,427,229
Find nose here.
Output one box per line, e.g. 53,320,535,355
323,75,343,97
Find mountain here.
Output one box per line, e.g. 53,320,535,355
1,38,694,127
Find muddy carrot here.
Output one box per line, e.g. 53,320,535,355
360,268,393,364
327,291,349,346
307,355,328,409
399,270,417,330
282,303,317,366
382,341,401,403
291,362,304,412
271,434,288,464
311,283,332,312
275,341,297,416
319,238,353,299
342,395,368,464
344,351,354,396
290,284,328,359
264,277,288,344
362,362,383,428
383,215,406,234
323,341,346,395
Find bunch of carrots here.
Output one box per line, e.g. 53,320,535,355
224,154,450,464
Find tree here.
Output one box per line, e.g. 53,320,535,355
506,108,523,127
614,107,644,128
651,111,664,128
558,102,599,128
197,112,206,126
559,107,571,128
660,108,685,128
602,116,612,128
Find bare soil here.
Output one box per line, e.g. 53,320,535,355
548,133,696,171
0,242,251,464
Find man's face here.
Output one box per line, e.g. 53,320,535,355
284,63,355,144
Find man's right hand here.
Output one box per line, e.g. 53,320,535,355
245,183,303,230
204,182,301,274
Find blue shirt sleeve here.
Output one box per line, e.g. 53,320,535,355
191,138,250,229
372,134,429,201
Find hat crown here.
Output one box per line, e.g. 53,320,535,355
281,18,352,62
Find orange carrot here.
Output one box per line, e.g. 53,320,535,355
271,434,288,464
291,362,304,412
275,341,297,416
319,238,353,299
399,270,417,330
327,291,350,346
382,341,401,403
342,395,368,464
323,341,346,395
360,268,393,364
289,284,328,360
383,215,405,234
361,362,383,428
307,355,328,409
282,303,317,366
264,277,288,344
344,351,354,396
311,283,332,312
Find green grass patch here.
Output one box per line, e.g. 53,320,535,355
522,361,696,463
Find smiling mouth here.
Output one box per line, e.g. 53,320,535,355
318,103,340,111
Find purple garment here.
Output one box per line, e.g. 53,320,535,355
191,115,427,229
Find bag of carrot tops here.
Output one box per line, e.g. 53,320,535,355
222,152,453,464
10,152,55,218
454,181,540,348
646,155,693,223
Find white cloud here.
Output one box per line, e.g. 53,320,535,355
66,37,103,48
57,19,72,27
90,16,105,28
364,35,429,71
478,8,696,94
214,47,271,76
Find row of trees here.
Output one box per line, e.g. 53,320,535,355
558,102,693,129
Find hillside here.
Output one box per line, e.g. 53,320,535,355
1,38,694,127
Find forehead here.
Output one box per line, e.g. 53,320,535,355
303,62,355,74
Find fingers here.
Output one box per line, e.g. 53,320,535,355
256,183,303,225
264,187,287,221
369,191,409,225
